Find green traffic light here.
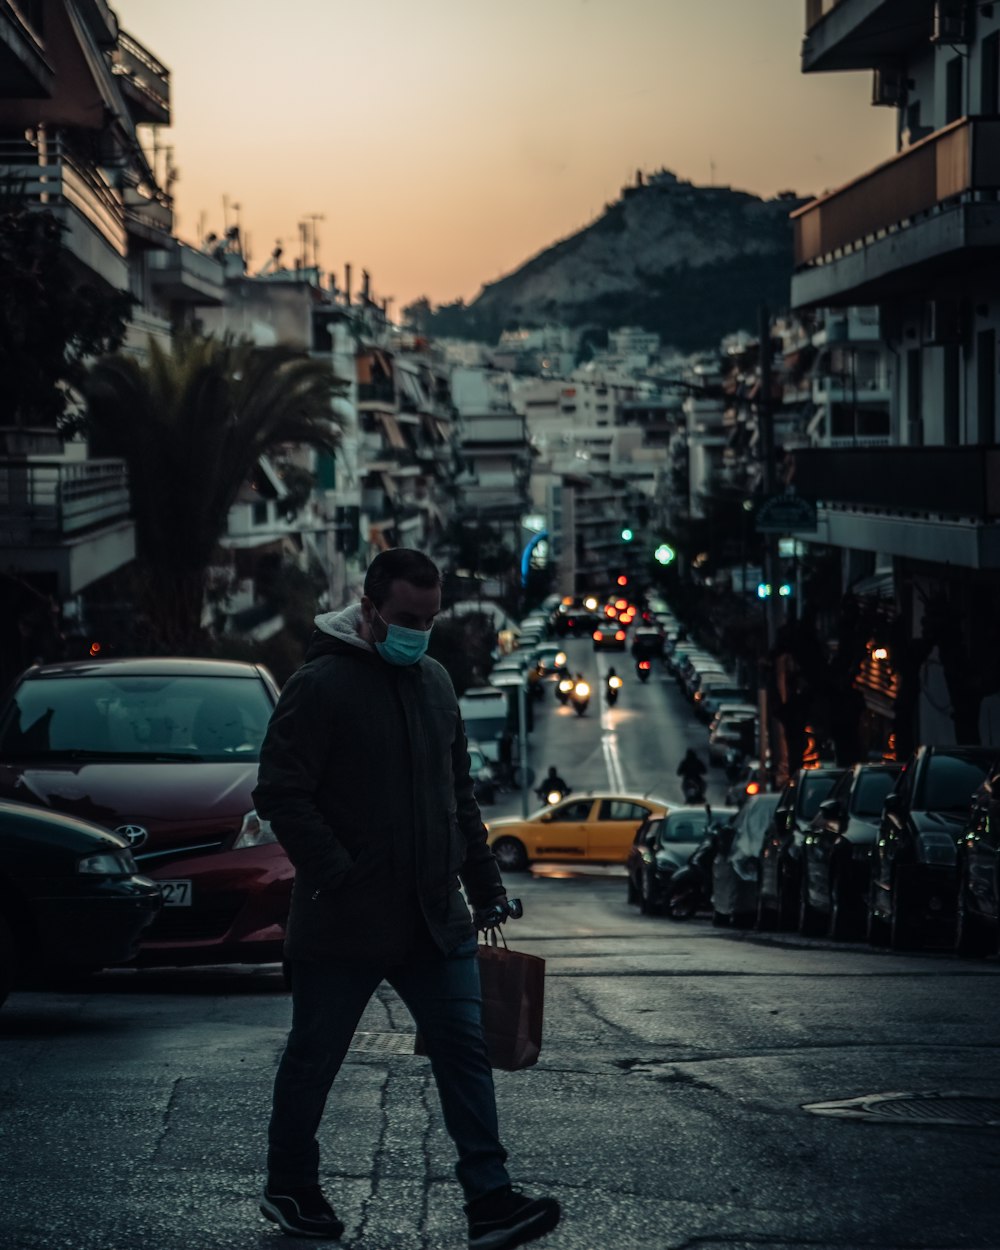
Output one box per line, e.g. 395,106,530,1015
621,528,634,542
654,543,675,566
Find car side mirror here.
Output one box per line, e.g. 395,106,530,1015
881,792,902,817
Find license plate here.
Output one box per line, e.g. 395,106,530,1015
159,879,193,907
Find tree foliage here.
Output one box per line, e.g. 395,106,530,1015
83,335,343,653
0,191,132,428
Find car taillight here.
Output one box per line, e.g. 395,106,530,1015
593,630,602,641
615,631,625,641
745,781,760,796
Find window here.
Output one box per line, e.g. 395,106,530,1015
548,799,593,823
659,814,706,844
982,32,1000,113
798,774,838,821
977,329,996,444
919,755,992,812
946,55,964,124
852,770,897,817
635,818,660,846
252,500,269,525
599,799,648,822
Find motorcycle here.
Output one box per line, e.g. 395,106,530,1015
665,833,716,919
681,774,707,805
570,679,591,717
636,658,652,684
535,781,572,806
556,675,575,706
605,673,623,706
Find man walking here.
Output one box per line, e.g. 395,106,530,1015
253,548,560,1249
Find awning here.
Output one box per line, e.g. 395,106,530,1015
376,412,407,450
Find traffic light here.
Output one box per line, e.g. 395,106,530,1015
654,543,675,566
616,574,628,587
621,527,634,542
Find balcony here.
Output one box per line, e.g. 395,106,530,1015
148,241,225,305
460,415,527,445
357,380,397,409
123,182,173,247
112,30,170,125
787,444,1000,568
0,137,127,289
0,458,135,595
803,0,932,73
792,118,1000,309
0,0,54,97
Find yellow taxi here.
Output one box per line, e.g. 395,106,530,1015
485,792,669,871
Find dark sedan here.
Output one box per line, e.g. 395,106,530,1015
0,657,289,967
869,745,996,950
0,798,161,1006
799,763,900,939
756,767,843,930
627,805,735,915
711,793,782,927
956,758,1000,956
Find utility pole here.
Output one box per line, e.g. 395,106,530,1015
757,303,779,790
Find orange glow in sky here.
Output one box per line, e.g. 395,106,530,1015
115,0,895,312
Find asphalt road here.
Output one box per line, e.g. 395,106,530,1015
2,654,998,1250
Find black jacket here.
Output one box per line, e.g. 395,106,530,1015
253,610,505,962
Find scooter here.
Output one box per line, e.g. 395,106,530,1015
556,675,574,706
605,673,623,706
636,659,652,684
665,834,716,919
570,679,591,717
535,781,572,806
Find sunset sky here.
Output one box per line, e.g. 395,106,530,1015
115,0,896,312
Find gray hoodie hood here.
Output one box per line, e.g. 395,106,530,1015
313,604,374,652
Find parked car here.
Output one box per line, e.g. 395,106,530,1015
756,767,844,930
724,756,766,805
697,683,753,722
683,665,733,701
708,713,757,766
0,798,162,1006
466,741,497,806
0,657,287,967
485,792,668,871
868,745,996,950
710,793,782,926
626,805,736,914
955,757,1000,956
799,763,901,939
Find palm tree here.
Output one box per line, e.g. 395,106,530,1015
84,334,343,653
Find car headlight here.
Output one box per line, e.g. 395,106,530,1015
78,849,138,876
233,809,278,849
916,832,957,865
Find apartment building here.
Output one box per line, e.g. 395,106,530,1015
789,0,1000,751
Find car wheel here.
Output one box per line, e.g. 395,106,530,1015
866,882,890,947
776,863,798,931
627,874,639,906
755,872,776,931
491,836,529,873
798,874,824,937
639,870,659,916
829,867,861,941
0,912,15,1009
954,866,996,958
889,872,919,951
711,908,729,927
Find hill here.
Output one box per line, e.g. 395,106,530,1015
423,172,809,353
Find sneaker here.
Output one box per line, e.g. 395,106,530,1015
260,1184,345,1239
465,1184,561,1250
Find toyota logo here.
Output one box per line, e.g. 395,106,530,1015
115,824,148,848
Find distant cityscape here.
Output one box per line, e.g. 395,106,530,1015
2,0,999,770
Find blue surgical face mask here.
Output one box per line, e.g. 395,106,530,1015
373,607,432,666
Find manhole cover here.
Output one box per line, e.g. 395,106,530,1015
803,1091,1000,1128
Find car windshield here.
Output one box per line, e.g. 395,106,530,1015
918,754,994,812
852,769,897,817
798,774,838,821
0,674,274,762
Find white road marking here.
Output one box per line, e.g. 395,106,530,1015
600,698,626,791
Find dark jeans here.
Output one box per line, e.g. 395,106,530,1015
267,935,510,1201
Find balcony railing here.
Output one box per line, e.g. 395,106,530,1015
0,459,131,542
113,30,170,123
793,117,1000,268
788,445,1000,519
0,136,126,257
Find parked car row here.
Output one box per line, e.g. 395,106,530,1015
630,745,1000,959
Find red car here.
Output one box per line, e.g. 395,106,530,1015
0,657,289,966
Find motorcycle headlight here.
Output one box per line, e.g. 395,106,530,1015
916,832,957,865
233,809,278,849
78,849,138,876
575,682,590,697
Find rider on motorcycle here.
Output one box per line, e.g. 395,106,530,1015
677,748,707,801
535,765,569,802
